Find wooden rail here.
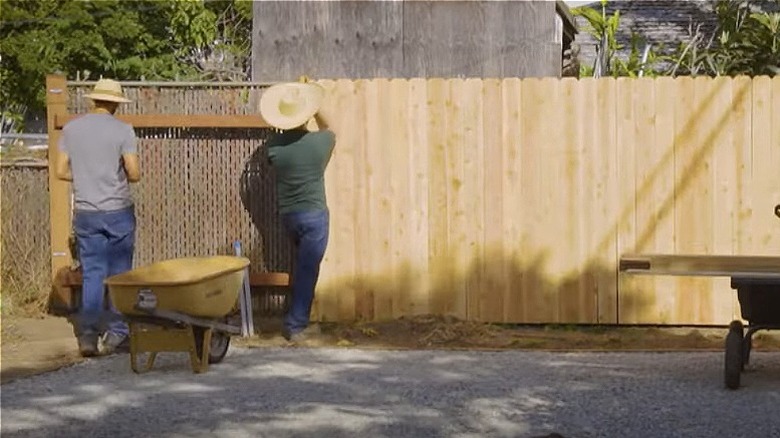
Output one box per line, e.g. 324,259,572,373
54,114,271,129
61,270,290,288
620,254,780,279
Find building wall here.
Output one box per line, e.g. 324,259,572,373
252,1,571,81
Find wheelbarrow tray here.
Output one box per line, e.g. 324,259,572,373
731,277,780,325
106,256,250,318
104,256,251,374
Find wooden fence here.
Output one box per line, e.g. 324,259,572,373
311,75,780,325
36,75,780,325
1,166,51,314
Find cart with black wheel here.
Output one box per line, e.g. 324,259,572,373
619,254,780,390
105,255,254,374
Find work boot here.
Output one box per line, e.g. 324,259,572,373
101,332,129,355
283,324,322,343
78,334,99,357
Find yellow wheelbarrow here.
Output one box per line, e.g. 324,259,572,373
105,255,252,374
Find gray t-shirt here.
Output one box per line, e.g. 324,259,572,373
58,113,137,212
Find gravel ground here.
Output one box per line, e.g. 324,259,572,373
1,347,779,438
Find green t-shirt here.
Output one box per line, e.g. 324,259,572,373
267,129,336,215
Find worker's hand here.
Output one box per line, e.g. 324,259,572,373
298,75,311,84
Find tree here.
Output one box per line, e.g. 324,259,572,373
0,0,252,129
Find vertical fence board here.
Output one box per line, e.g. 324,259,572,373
751,76,776,256
444,79,468,320
319,79,356,321
372,79,395,321
353,80,373,320
628,77,659,323
616,78,638,323
457,79,484,321
649,77,679,323
499,78,524,322
710,77,739,323
477,78,503,322
408,78,431,316
671,76,702,324
594,78,619,324
427,78,455,316
519,78,550,322
558,78,583,322
387,79,412,319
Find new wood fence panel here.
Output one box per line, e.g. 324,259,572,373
618,77,731,324
614,76,780,325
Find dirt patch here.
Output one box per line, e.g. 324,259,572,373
4,313,780,383
1,315,84,384
236,314,780,352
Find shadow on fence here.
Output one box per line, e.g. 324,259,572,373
314,246,644,324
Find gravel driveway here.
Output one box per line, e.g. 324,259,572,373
2,347,779,438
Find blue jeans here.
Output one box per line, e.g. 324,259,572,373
282,209,329,334
73,206,135,338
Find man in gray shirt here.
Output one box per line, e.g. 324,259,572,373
56,78,140,357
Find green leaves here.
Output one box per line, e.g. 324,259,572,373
660,0,780,77
573,2,656,78
0,0,252,125
170,0,218,48
574,0,780,78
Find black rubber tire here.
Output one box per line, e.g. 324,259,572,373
725,321,744,390
193,326,231,364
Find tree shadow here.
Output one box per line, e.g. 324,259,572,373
314,246,644,325
1,345,779,438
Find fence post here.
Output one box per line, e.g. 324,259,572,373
46,74,71,279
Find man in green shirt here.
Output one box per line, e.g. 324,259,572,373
260,80,335,342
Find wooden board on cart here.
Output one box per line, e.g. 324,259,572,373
620,254,780,279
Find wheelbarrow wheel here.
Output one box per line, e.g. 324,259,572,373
742,335,752,369
193,326,231,364
724,320,744,390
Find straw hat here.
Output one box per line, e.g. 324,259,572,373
259,82,325,130
85,78,131,103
